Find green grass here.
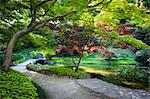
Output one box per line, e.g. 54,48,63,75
46,56,137,71
49,57,106,64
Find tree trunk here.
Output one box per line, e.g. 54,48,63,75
71,57,77,69
75,56,82,72
2,24,36,71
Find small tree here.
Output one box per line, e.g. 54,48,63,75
56,30,113,72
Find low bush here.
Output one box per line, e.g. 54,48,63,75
135,49,149,66
27,64,50,70
99,66,149,89
111,48,135,59
115,66,149,84
14,56,27,64
0,69,38,98
27,64,91,79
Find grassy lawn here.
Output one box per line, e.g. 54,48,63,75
47,57,137,69
46,57,137,77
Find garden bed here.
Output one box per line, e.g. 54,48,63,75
27,64,91,79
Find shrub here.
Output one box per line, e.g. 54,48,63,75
78,73,91,79
111,48,135,59
27,63,50,70
1,49,46,65
0,69,38,98
14,56,27,64
135,49,149,66
115,66,149,84
12,54,24,62
0,53,4,66
27,64,91,79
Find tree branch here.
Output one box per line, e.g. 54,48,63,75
35,0,52,8
37,9,49,17
60,24,86,31
88,0,105,8
29,0,51,25
38,11,77,24
17,2,30,9
51,0,57,6
29,0,55,26
88,0,113,13
104,0,113,7
30,11,78,31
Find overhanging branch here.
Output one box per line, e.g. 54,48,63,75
32,11,77,30
51,0,57,6
29,0,52,25
38,11,77,24
37,9,49,17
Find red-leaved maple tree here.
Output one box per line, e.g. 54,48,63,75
55,30,114,72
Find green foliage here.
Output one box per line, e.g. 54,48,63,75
101,65,149,89
12,49,37,64
12,54,25,62
135,26,150,45
0,48,46,65
76,12,94,26
111,48,135,59
96,30,150,48
95,0,150,27
0,53,5,65
0,69,38,98
135,49,149,66
27,64,91,79
86,52,105,58
32,82,47,99
1,0,150,74
115,66,149,83
14,57,27,64
127,0,150,9
0,0,32,52
93,0,150,49
29,28,57,56
120,35,149,48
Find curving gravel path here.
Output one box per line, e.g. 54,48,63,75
25,71,108,99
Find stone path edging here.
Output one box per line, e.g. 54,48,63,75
77,78,150,99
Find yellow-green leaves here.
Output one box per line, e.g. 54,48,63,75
94,0,150,27
96,30,150,48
